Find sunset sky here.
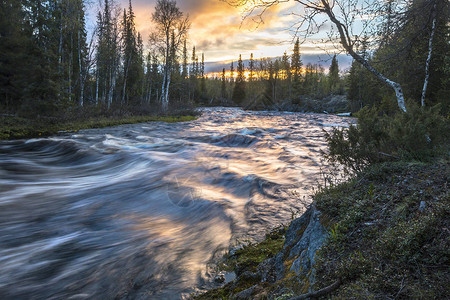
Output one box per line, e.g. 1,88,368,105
87,0,351,71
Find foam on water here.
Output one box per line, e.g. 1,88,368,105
0,107,354,299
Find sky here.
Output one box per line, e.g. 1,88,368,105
87,0,352,72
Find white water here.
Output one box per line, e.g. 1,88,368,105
0,107,353,299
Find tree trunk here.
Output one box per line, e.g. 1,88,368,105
69,32,73,103
58,2,64,74
161,32,171,112
78,19,84,107
95,67,99,105
122,56,131,105
163,71,171,112
321,0,407,112
421,1,437,107
147,81,152,104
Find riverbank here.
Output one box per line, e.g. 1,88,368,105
244,95,350,114
0,113,198,140
194,160,449,299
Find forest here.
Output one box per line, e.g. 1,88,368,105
1,0,448,122
0,0,449,299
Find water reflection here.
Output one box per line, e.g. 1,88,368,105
0,107,352,299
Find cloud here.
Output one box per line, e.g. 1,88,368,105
104,0,339,62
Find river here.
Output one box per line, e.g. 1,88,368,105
0,107,352,299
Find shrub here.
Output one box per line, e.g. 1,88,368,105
323,103,449,173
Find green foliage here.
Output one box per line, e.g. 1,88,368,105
328,55,342,95
291,38,302,93
194,226,286,299
0,112,198,140
314,162,450,299
324,104,449,173
232,55,246,105
226,227,285,274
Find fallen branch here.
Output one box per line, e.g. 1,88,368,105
289,279,342,300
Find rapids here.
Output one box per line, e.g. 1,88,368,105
0,107,353,299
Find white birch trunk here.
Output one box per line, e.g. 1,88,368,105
163,71,171,112
58,2,64,73
160,32,171,112
421,2,437,107
321,0,407,112
78,20,84,107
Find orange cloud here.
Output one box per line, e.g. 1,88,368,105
113,0,333,62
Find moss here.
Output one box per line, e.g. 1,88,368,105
0,115,197,140
313,161,450,299
193,227,286,299
226,227,286,274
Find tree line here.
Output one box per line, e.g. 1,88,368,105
225,0,448,114
0,0,210,116
205,40,344,110
1,0,448,117
346,0,449,114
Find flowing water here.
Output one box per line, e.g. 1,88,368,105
0,107,352,299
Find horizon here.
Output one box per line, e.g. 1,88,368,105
85,0,349,70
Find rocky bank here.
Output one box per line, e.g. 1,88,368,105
194,161,449,299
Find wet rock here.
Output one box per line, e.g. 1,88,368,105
289,208,328,280
257,257,275,283
283,208,313,250
214,273,226,284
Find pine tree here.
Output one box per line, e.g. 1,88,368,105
201,53,206,97
190,46,198,101
221,68,227,98
282,51,292,99
249,53,255,82
292,38,302,93
120,1,145,105
232,54,246,105
347,59,362,111
328,54,340,94
230,61,235,83
182,40,188,79
0,0,28,110
96,0,121,108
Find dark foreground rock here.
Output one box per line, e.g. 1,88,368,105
193,205,330,299
193,161,449,299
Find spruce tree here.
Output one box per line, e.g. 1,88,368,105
282,51,292,99
230,61,235,83
292,38,302,93
182,40,188,79
0,0,28,110
232,54,246,105
221,68,227,98
201,53,206,97
190,46,198,101
249,53,255,82
328,54,340,94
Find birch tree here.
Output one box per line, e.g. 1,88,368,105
226,0,408,112
151,0,190,112
421,0,437,107
96,0,121,109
